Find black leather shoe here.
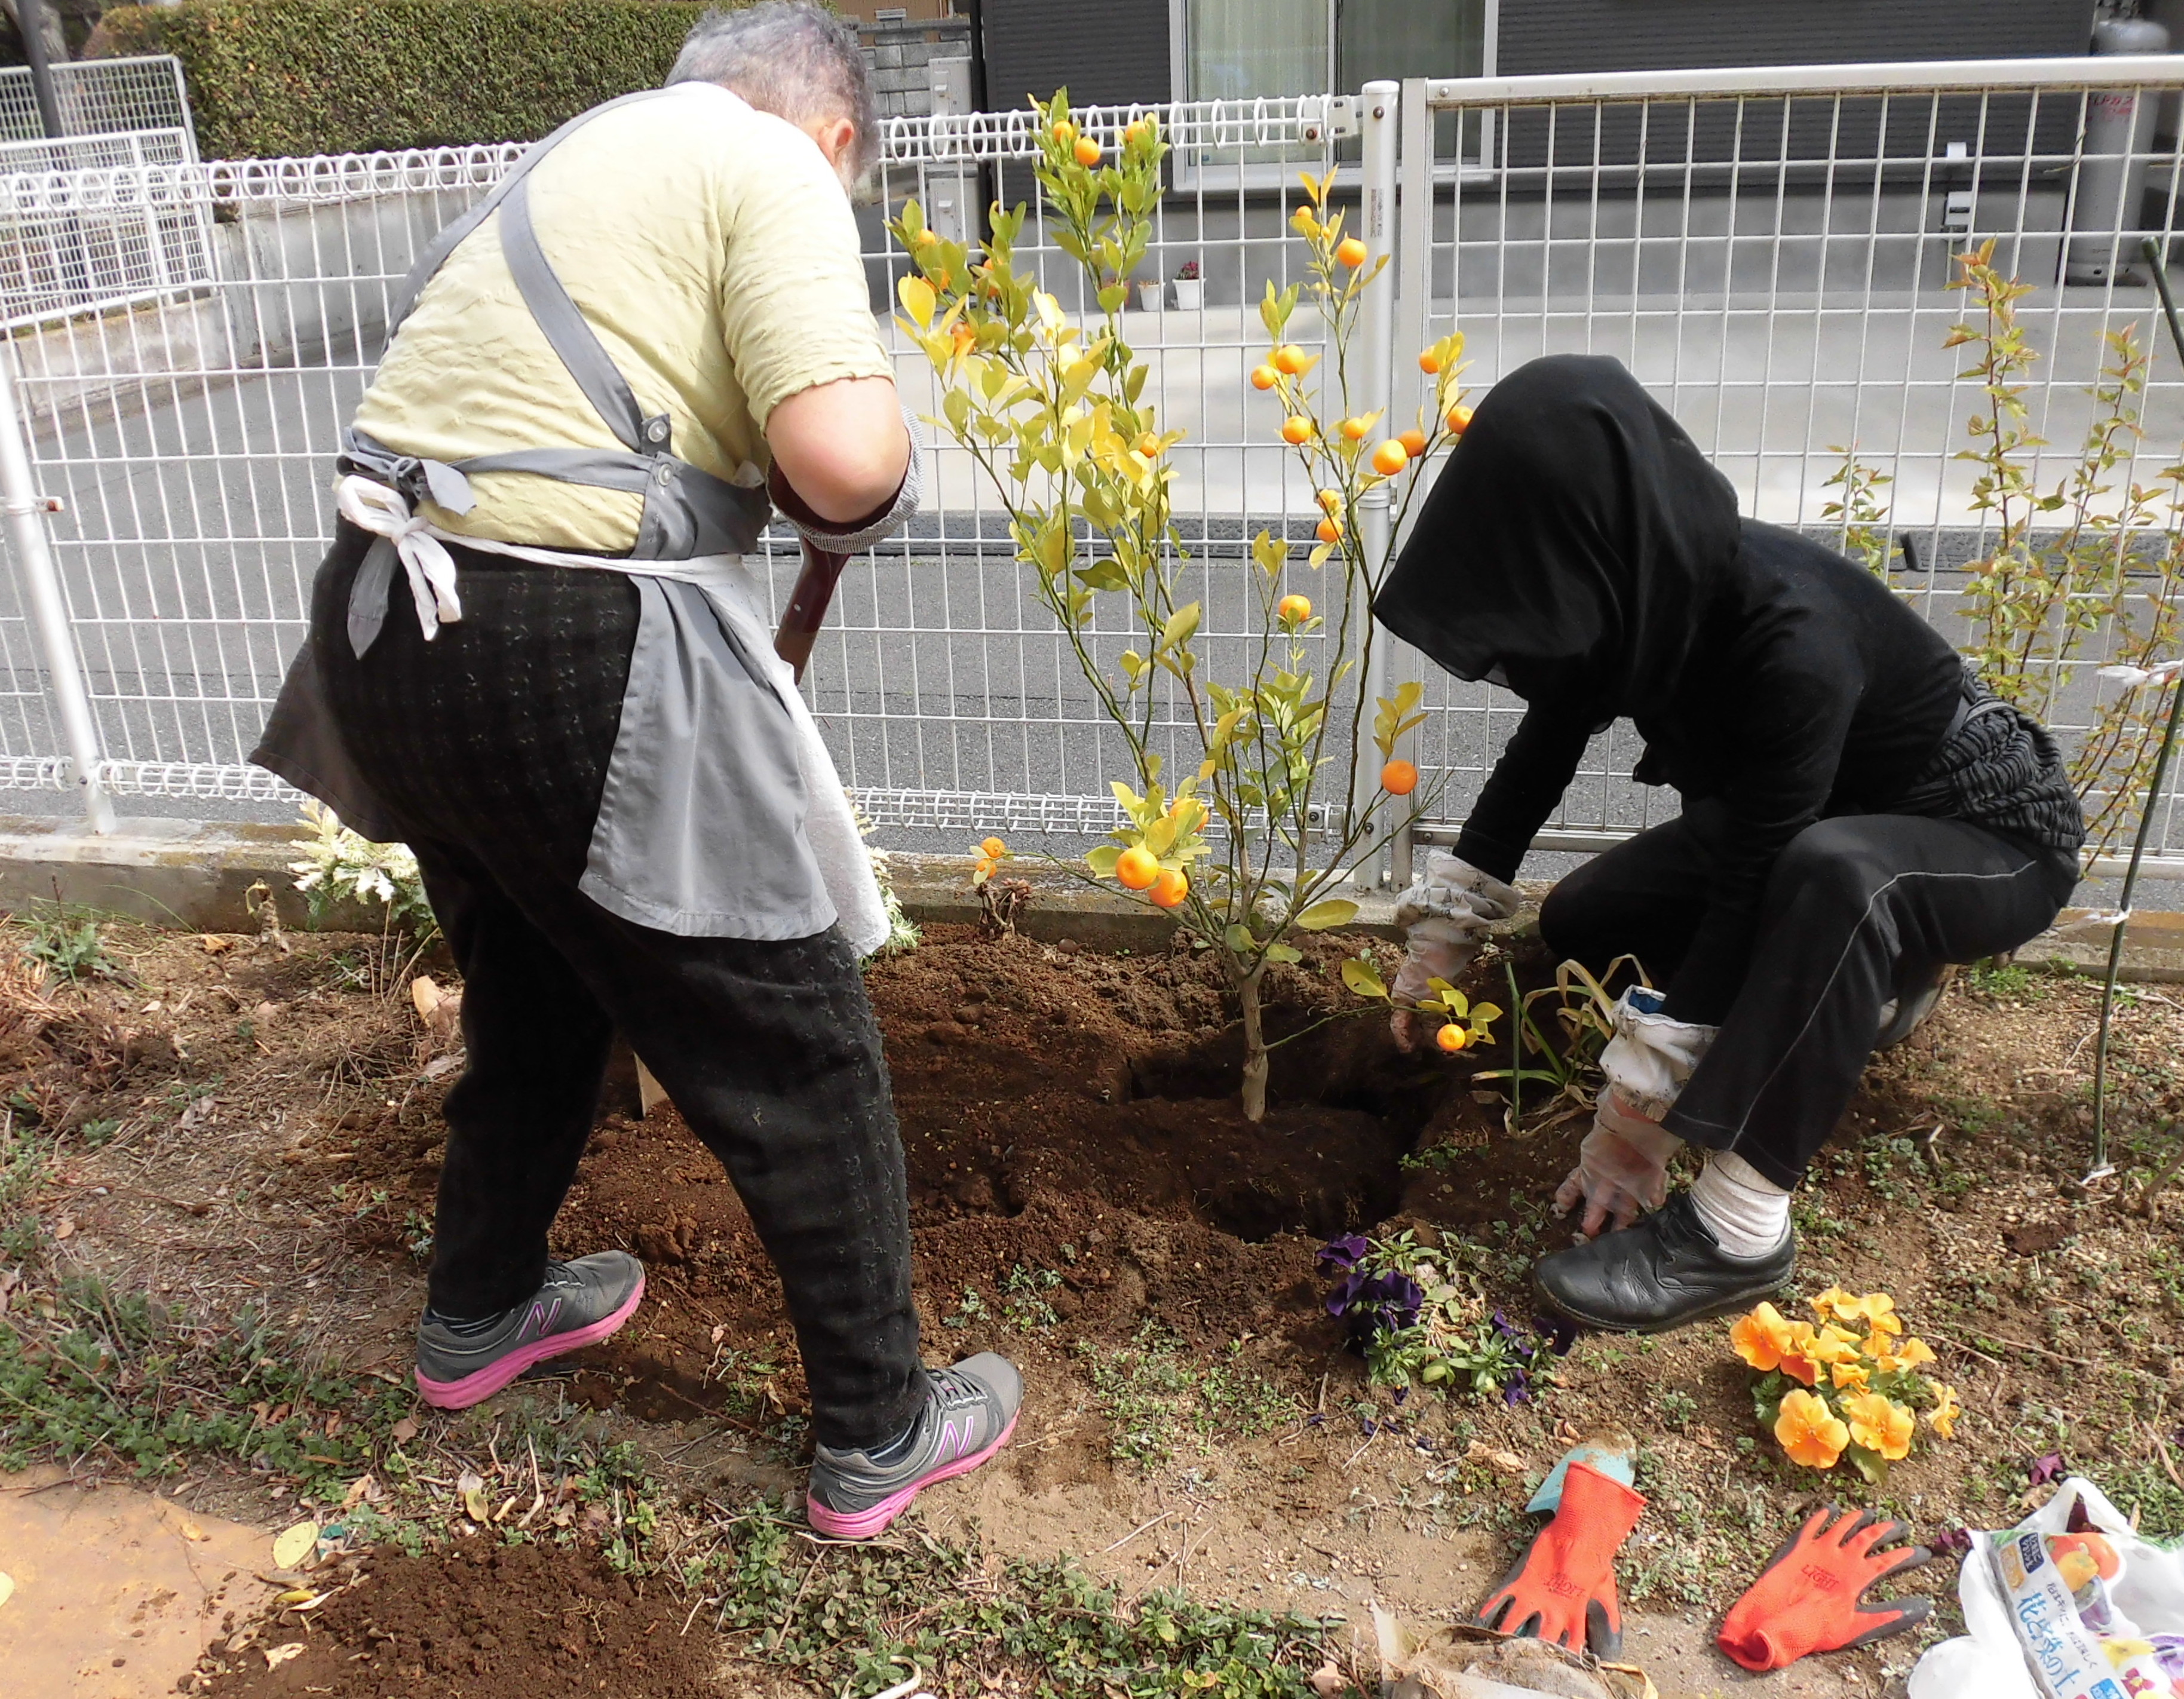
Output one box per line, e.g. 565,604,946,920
1533,1193,1795,1334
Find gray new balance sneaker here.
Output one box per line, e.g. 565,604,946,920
415,1251,646,1410
806,1353,1022,1539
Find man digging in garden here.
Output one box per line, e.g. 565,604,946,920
1379,355,2085,1335
253,0,1019,1541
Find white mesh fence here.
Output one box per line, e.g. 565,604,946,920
0,57,196,152
0,68,2177,875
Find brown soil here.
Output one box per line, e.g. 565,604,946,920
12,918,2184,1698
201,1537,720,1698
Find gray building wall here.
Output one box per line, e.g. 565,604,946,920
980,0,1170,112
1496,0,2100,75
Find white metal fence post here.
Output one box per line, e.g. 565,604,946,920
0,346,112,832
1385,75,1435,895
1348,78,1401,890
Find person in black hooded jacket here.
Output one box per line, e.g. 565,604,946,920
1374,354,2083,1334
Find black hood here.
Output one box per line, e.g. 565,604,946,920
1372,354,1743,722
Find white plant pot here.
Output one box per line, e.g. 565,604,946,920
1136,281,1165,311
1171,280,1203,309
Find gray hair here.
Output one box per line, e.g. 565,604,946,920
669,3,882,186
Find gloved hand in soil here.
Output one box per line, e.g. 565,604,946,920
1716,1507,1932,1671
1553,1090,1683,1238
1390,851,1520,1051
1474,1460,1648,1659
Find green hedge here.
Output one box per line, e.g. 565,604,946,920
93,0,746,159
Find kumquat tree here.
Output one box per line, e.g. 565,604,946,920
890,93,1480,1120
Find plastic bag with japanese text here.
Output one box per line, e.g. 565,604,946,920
1909,1477,2184,1699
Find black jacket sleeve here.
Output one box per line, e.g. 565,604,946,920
1452,704,1595,884
1661,635,1859,1024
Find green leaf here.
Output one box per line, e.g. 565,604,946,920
1295,899,1358,931
1265,943,1302,964
1161,602,1201,650
1844,1443,1889,1486
1087,845,1121,877
1223,924,1256,956
1341,958,1388,999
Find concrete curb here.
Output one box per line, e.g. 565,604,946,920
0,817,2173,980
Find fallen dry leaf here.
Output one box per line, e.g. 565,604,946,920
263,1642,307,1669
200,934,235,954
410,976,441,1020
1308,1663,1345,1698
341,1473,375,1510
271,1520,319,1570
389,1416,418,1445
0,1569,14,1609
51,1217,73,1241
275,1588,320,1608
458,1468,489,1523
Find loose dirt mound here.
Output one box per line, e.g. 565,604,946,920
202,1537,720,1698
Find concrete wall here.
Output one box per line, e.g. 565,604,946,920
860,16,974,120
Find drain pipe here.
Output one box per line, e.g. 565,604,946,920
2066,16,2170,286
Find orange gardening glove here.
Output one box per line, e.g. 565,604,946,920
1717,1507,1933,1672
1474,1461,1648,1659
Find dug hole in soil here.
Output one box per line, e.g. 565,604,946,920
542,922,1473,1426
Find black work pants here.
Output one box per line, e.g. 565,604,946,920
1539,805,2075,1188
306,522,924,1450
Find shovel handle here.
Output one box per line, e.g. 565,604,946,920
773,539,852,684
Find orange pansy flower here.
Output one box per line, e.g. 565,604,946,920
1775,1389,1850,1470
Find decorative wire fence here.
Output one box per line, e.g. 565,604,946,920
0,66,2179,878
0,130,209,327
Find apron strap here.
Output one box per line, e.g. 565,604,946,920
498,171,669,458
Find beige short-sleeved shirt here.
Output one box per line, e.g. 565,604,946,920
352,83,893,554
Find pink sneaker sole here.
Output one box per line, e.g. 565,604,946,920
414,1274,646,1410
806,1410,1019,1540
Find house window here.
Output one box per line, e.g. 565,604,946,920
1174,0,1492,167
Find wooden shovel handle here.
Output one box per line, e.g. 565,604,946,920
773,539,852,683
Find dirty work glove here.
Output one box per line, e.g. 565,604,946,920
1596,985,1716,1121
1716,1507,1932,1672
1390,851,1520,1051
1554,1091,1684,1237
1475,1461,1648,1659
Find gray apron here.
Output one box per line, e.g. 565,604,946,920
251,83,842,941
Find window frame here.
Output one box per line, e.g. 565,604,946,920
1165,0,1499,189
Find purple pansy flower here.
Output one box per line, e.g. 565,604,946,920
1317,1234,1370,1274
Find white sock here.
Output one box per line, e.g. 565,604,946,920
1689,1151,1792,1258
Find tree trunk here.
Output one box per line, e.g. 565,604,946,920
0,0,70,81
1238,963,1268,1123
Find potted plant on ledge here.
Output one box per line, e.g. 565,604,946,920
1172,259,1202,309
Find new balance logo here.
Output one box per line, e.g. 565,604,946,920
934,1416,971,1464
525,1298,563,1342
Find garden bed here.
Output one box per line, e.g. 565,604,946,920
2,915,2183,1696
